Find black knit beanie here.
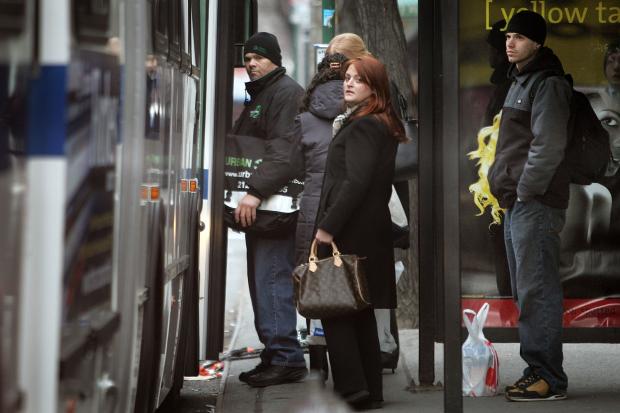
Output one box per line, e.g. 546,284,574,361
487,19,507,52
244,32,282,67
506,11,546,45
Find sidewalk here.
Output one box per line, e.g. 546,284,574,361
212,232,620,412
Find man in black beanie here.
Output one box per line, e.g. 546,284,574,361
230,32,307,387
487,10,571,402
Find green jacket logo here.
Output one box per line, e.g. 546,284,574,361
250,104,262,119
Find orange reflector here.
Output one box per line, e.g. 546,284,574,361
181,179,188,192
150,186,160,200
141,183,160,203
189,179,198,193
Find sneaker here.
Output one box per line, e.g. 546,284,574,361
505,374,567,401
504,374,531,393
245,365,308,388
238,362,268,383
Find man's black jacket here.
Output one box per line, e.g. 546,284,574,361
232,67,304,199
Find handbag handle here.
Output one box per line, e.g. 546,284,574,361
308,239,343,272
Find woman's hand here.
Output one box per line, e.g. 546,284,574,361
315,228,333,244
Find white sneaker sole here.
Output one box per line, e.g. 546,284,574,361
505,393,567,402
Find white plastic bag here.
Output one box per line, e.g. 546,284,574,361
462,303,499,397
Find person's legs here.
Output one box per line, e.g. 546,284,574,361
356,308,383,402
322,314,368,398
503,208,518,303
508,200,567,395
246,231,305,367
322,308,383,406
245,233,269,366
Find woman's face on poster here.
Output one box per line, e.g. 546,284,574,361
605,51,620,88
589,90,620,169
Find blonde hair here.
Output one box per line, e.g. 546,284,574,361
468,111,505,226
326,33,372,59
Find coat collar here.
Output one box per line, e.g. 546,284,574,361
508,47,565,86
245,67,286,101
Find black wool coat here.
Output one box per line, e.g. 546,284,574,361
231,67,304,199
316,115,398,309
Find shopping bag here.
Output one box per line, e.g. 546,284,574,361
223,133,303,236
462,302,499,397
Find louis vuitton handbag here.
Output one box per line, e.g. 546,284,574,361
292,240,370,319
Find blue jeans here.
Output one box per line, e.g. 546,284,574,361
504,199,568,392
245,231,305,367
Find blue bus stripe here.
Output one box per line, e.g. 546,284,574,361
202,169,208,200
27,66,67,156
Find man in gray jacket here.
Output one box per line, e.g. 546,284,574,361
487,11,571,402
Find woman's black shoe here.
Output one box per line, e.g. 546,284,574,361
352,400,383,411
345,391,383,411
344,389,370,405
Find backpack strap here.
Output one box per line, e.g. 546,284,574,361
528,71,572,102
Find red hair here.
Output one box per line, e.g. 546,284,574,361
343,56,406,142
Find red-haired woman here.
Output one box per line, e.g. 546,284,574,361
314,55,406,410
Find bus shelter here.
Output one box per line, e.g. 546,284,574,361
418,0,620,411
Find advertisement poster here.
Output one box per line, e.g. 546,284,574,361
459,0,620,328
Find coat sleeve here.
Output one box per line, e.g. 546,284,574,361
318,117,385,237
517,76,571,201
247,82,304,198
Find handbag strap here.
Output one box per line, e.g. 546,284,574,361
309,240,343,272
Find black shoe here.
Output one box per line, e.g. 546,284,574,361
345,391,383,411
245,365,308,388
344,390,370,405
238,362,268,383
352,400,383,411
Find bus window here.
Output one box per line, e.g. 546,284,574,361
232,0,257,68
168,0,181,64
72,0,111,45
0,0,26,39
152,0,169,56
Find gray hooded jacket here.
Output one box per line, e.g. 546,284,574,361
488,47,572,209
294,80,343,265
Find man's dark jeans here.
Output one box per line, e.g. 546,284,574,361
504,199,568,393
245,231,306,368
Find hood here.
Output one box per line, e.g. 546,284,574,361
490,60,511,85
308,80,344,120
509,47,565,78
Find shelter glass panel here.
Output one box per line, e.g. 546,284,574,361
459,0,620,329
